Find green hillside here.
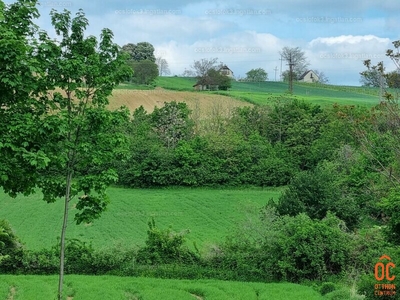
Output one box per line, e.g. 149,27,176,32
0,187,281,252
153,76,382,106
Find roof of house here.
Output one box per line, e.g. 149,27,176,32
298,70,318,80
219,65,232,71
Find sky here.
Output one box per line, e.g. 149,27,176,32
9,0,400,85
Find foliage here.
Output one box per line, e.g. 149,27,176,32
130,59,159,84
360,60,386,88
379,188,400,244
121,42,156,62
319,282,337,295
275,161,361,229
385,70,400,88
205,68,232,90
217,208,350,283
136,218,199,265
0,220,24,273
151,101,194,148
245,68,268,82
1,3,131,299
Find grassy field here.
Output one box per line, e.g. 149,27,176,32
0,187,281,252
152,77,381,107
0,275,325,300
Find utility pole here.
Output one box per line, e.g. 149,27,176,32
288,56,295,94
274,66,278,81
279,55,283,81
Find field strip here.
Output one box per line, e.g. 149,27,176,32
6,286,15,300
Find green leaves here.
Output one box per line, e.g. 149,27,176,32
74,193,109,225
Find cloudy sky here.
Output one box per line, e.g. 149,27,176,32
10,0,400,85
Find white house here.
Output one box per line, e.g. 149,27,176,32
219,65,234,78
298,70,319,83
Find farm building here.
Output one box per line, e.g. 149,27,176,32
298,70,319,83
193,82,219,91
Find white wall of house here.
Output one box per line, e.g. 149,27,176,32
300,71,319,83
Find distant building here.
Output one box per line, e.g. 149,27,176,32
298,70,319,83
192,82,219,91
219,65,234,78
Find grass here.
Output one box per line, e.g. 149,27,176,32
0,187,282,252
148,77,383,107
0,275,325,300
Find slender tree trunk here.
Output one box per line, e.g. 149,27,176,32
58,169,73,300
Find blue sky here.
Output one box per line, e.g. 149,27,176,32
11,0,400,85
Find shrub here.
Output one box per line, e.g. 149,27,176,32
320,282,337,295
276,161,361,229
136,218,199,265
268,213,350,282
0,219,25,273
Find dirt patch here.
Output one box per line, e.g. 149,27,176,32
107,88,252,118
7,286,16,300
190,293,204,300
67,297,74,300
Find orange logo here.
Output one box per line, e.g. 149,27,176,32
375,255,396,281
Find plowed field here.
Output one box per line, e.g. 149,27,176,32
107,88,252,117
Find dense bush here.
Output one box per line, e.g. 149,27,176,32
136,218,199,265
211,209,350,283
0,219,24,273
275,161,361,230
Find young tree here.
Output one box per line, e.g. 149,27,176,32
245,68,268,82
156,56,171,76
1,3,131,299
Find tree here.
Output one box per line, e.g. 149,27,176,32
279,47,309,80
156,56,171,76
130,59,158,84
385,70,400,88
190,57,231,88
359,60,386,88
121,41,155,62
245,68,268,82
191,57,219,78
189,58,231,90
280,47,309,93
205,68,232,90
1,3,131,299
313,70,329,84
0,0,44,196
151,101,194,149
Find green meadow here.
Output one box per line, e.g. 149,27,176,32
0,275,325,300
0,187,282,252
153,76,382,106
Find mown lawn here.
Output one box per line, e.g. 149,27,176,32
0,187,282,252
0,275,325,300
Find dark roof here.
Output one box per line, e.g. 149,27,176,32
219,65,232,71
